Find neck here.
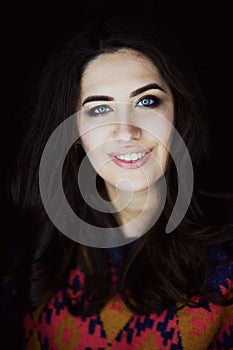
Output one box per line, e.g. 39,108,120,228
105,181,164,238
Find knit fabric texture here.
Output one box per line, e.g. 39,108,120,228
23,245,233,350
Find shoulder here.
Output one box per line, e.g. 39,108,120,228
207,242,233,298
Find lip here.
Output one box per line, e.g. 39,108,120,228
109,147,151,157
108,148,153,169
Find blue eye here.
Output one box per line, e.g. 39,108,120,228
137,95,161,108
88,105,111,116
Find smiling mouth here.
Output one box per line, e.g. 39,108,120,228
109,149,152,169
114,151,147,162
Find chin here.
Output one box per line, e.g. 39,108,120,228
115,180,151,193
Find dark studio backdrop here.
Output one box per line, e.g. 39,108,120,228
1,0,233,346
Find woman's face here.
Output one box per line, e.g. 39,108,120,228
78,49,174,192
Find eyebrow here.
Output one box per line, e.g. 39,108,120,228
130,83,165,97
82,83,165,106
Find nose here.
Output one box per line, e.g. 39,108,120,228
113,111,142,141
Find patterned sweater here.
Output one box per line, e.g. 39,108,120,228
23,245,233,350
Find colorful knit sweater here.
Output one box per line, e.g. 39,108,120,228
23,245,233,350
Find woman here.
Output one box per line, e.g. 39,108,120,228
6,14,233,349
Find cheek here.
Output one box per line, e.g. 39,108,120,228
80,135,92,154
136,106,174,144
157,144,170,169
80,131,109,174
80,129,104,154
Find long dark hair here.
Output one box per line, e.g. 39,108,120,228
7,14,233,315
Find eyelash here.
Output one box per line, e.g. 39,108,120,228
87,95,162,117
88,104,112,117
136,95,161,108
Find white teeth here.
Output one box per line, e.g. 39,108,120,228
125,154,131,161
131,153,138,160
115,152,146,162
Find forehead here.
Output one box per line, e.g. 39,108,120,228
81,49,166,95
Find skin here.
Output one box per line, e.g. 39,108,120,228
78,49,174,235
